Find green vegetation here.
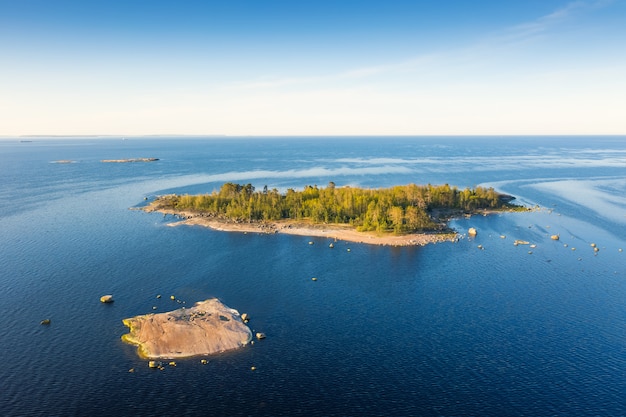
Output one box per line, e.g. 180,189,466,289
153,182,519,234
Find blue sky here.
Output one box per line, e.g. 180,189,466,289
1,0,625,136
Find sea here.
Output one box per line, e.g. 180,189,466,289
1,136,625,416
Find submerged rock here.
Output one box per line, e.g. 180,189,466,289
121,298,252,359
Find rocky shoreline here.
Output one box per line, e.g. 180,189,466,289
142,203,459,247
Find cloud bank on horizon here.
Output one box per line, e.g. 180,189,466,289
1,0,625,136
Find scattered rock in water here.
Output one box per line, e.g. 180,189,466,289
311,277,317,281
468,227,477,236
40,319,51,325
100,295,114,303
551,235,560,240
256,332,266,340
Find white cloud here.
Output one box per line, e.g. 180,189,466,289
228,1,615,92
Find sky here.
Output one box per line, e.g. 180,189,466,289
1,0,625,136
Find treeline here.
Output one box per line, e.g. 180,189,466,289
159,182,515,234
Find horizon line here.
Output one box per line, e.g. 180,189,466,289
4,133,626,139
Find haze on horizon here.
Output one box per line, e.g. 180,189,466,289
1,0,625,137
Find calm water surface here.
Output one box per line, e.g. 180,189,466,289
1,136,625,416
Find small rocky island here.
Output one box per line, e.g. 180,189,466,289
121,298,252,359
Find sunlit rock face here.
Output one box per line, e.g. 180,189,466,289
121,298,252,359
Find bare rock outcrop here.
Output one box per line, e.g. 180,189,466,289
121,298,252,359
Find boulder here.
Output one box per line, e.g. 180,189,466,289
100,295,114,303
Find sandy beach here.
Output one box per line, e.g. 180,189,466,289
143,206,457,246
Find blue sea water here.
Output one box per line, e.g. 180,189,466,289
0,136,625,416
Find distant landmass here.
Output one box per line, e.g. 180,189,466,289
101,158,159,163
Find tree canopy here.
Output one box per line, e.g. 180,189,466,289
155,182,517,234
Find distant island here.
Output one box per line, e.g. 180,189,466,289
143,182,522,246
102,157,159,163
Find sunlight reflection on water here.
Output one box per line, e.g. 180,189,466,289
531,178,626,224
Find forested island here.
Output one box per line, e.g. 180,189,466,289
143,182,521,245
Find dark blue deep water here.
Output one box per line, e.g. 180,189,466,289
1,136,625,416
